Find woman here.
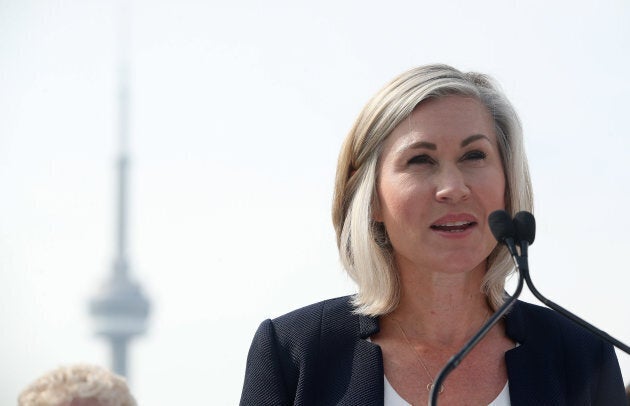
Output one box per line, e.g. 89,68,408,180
240,64,625,405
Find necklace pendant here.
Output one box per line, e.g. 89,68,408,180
427,383,444,393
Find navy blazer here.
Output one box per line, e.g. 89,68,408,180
240,296,625,405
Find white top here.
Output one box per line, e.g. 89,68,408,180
383,375,511,406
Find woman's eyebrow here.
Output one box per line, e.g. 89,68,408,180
402,134,489,151
461,134,490,147
404,141,437,151
397,134,490,154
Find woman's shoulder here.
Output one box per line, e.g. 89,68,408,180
512,300,589,331
509,300,611,351
270,295,362,336
508,301,625,403
260,295,377,348
242,296,384,405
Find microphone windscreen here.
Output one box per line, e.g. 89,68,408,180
488,210,515,243
513,211,536,245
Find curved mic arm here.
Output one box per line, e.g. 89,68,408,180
519,262,630,355
428,271,525,406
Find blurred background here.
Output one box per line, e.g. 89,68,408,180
1,0,629,404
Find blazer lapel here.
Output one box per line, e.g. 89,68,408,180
315,301,384,405
345,335,384,405
340,314,384,405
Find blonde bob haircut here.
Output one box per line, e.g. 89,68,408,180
332,64,533,317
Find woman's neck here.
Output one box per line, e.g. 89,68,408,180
386,262,492,347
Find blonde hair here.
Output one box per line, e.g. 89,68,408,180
332,64,533,316
18,364,137,406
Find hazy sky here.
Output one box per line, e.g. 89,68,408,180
1,0,629,404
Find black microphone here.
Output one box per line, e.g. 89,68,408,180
513,211,535,245
488,210,518,258
429,210,526,406
513,211,535,258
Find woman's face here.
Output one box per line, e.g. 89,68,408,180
374,95,505,276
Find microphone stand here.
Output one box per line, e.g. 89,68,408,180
429,230,630,406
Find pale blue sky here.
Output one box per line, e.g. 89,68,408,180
1,0,629,404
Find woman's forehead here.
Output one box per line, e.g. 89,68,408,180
382,96,496,152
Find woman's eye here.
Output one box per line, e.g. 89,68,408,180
408,154,434,165
462,150,487,161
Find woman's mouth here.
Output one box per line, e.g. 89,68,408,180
430,221,477,233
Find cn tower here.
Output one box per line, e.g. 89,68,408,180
89,0,150,378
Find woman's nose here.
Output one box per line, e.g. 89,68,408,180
434,166,471,203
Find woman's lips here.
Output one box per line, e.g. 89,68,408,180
430,220,477,232
430,214,478,234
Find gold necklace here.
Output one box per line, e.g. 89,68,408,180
392,312,490,394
